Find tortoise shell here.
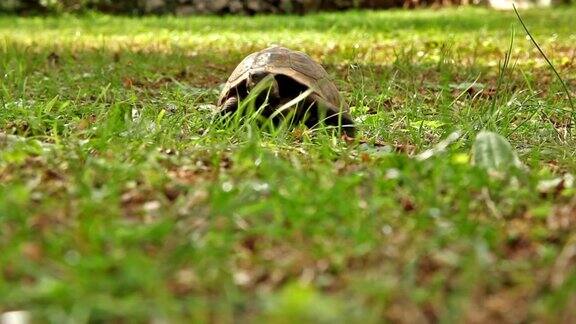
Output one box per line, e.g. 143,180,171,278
218,46,350,119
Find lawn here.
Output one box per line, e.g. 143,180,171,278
1,6,576,322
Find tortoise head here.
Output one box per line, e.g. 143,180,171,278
246,70,280,100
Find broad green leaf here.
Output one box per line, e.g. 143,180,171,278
471,131,523,172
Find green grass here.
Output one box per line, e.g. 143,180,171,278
1,6,576,322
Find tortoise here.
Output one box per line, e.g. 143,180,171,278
217,46,354,136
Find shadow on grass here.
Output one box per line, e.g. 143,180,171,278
0,7,575,35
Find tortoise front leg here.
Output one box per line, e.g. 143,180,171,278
219,97,239,116
306,93,355,137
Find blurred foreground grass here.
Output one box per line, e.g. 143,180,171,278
1,7,576,322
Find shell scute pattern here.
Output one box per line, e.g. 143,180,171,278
218,46,353,134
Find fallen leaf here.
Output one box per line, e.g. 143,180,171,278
21,242,43,262
122,77,134,88
537,173,574,196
